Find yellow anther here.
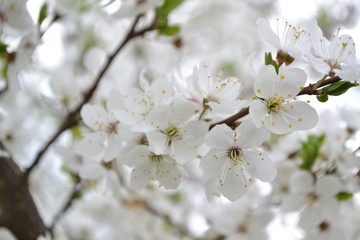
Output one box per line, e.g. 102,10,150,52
280,75,285,79
298,118,303,122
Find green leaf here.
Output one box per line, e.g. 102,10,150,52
38,3,48,26
61,166,78,182
168,192,182,203
155,0,184,36
299,134,326,171
316,94,328,102
158,25,180,36
324,81,359,96
265,52,273,65
71,126,82,140
335,192,353,201
0,41,8,59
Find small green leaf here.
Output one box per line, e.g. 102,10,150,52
168,192,182,203
316,94,328,102
0,41,8,59
158,25,180,36
335,191,353,201
324,81,359,96
265,52,273,65
155,0,184,36
38,3,48,26
61,166,78,182
299,134,326,171
71,126,82,140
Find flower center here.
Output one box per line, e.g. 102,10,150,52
227,147,243,166
149,153,163,163
264,96,285,114
106,121,119,134
306,191,318,204
165,123,182,140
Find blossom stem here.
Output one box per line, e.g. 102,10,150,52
198,108,208,120
311,74,328,91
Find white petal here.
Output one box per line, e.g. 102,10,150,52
81,104,109,131
257,18,281,49
283,101,319,131
103,134,121,162
316,175,342,197
235,119,269,148
147,131,168,155
281,194,307,212
264,112,291,134
309,18,325,56
77,132,106,157
242,149,276,182
171,139,198,164
169,98,197,124
254,66,278,99
107,88,124,112
79,163,106,179
206,124,234,149
275,67,307,97
155,157,181,189
290,170,314,193
124,145,150,167
220,166,247,201
200,149,227,180
130,161,152,190
249,99,268,128
182,120,208,146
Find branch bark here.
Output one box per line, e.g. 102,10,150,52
0,143,46,240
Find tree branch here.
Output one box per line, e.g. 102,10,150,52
210,76,342,129
0,142,46,240
25,15,154,177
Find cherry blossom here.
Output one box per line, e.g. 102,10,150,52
77,104,132,162
125,145,181,190
145,99,208,164
281,170,343,229
257,18,311,64
200,119,275,201
173,62,245,115
308,19,360,81
249,65,318,134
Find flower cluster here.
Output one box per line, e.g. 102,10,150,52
2,1,360,239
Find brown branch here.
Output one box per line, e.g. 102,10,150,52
210,76,342,129
25,15,154,177
0,142,46,240
297,76,341,96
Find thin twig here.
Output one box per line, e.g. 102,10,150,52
25,15,154,177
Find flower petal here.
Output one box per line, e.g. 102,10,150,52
249,99,268,128
316,175,342,197
236,119,269,148
155,157,181,189
81,104,109,131
206,124,234,149
242,149,276,182
283,101,318,131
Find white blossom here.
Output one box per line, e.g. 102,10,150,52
200,119,275,201
249,65,318,134
308,19,360,81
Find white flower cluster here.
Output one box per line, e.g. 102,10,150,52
3,1,360,239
